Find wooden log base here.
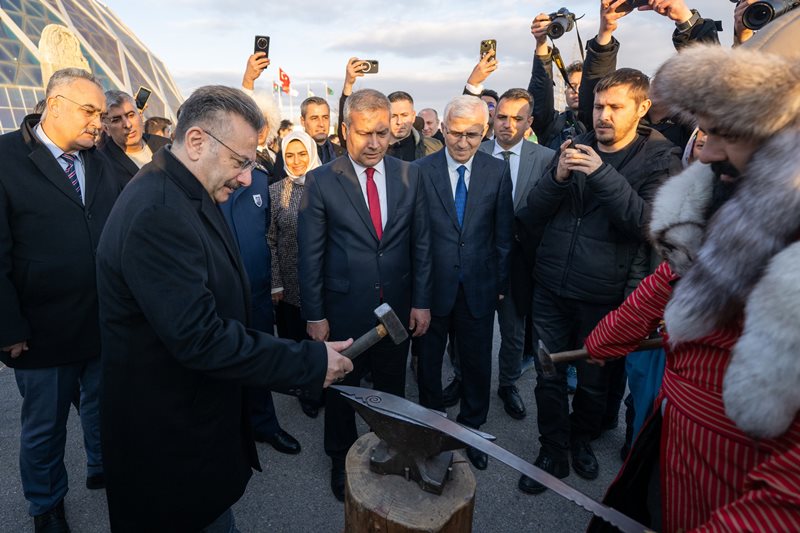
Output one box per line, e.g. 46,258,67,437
345,432,476,533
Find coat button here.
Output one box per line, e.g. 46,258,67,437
374,283,380,290
460,242,465,247
86,212,93,220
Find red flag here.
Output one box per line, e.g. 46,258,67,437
279,68,291,94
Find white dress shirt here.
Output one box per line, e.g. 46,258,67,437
492,139,523,200
35,124,86,203
444,150,473,199
350,157,387,230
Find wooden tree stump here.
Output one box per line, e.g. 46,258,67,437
344,432,476,533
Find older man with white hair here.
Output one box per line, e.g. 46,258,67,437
415,95,513,471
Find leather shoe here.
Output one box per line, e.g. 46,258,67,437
571,439,599,480
465,446,488,470
330,458,346,502
34,500,70,533
299,398,319,418
85,473,105,490
442,378,461,408
497,385,526,420
256,429,301,455
518,453,569,495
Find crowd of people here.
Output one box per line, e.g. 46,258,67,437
1,0,799,531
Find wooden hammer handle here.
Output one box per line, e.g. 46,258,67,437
550,337,664,365
340,324,388,360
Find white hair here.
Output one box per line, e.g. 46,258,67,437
249,90,282,145
443,95,488,126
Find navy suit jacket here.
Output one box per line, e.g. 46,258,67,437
297,155,432,340
219,168,273,332
417,149,514,318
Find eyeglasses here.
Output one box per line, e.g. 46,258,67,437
51,94,103,119
444,127,483,142
202,129,262,173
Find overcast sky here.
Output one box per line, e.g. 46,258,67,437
103,0,737,122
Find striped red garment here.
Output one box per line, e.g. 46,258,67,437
584,261,800,532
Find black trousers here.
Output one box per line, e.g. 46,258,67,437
275,301,307,342
324,335,410,459
417,285,495,429
532,285,625,457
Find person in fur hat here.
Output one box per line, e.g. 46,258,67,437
582,42,800,532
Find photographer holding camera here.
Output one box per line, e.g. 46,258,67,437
517,0,687,495
529,11,587,151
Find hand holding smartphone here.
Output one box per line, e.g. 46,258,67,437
134,86,151,111
480,39,497,59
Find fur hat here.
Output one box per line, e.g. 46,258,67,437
648,161,714,276
651,45,800,140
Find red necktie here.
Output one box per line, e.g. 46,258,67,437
365,167,382,240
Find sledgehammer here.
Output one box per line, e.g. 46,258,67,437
340,303,409,360
537,337,664,379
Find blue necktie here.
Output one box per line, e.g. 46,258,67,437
454,165,467,227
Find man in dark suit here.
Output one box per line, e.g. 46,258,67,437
481,89,555,419
97,90,169,185
416,95,513,470
298,88,432,501
0,68,120,532
96,85,353,532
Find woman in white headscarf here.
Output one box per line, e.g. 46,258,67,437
268,130,323,415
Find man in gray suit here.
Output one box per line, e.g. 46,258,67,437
444,89,555,419
488,89,555,419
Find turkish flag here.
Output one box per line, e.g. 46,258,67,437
279,68,291,94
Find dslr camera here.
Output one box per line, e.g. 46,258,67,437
733,0,799,30
547,8,577,39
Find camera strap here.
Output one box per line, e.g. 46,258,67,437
550,15,585,93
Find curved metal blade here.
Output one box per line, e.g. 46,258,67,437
333,385,652,533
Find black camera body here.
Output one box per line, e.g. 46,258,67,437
547,8,576,39
739,0,800,30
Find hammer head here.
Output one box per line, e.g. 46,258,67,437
374,303,408,345
537,339,557,379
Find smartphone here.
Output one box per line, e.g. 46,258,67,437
254,35,270,57
615,0,648,13
360,59,379,74
134,86,151,111
480,39,497,59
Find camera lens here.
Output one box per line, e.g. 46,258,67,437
256,38,267,49
743,2,775,29
547,21,566,39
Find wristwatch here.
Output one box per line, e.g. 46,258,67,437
676,9,701,32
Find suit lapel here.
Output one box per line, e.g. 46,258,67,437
429,151,461,231
383,157,405,238
28,145,83,207
515,143,535,211
462,153,489,231
333,158,379,242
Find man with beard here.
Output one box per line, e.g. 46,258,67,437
0,68,119,532
97,85,353,531
583,41,800,531
517,66,682,494
98,90,169,185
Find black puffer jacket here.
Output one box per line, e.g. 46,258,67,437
524,126,682,304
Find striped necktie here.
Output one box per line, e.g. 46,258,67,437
60,153,82,201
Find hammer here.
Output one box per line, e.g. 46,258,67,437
340,303,409,360
537,337,664,379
